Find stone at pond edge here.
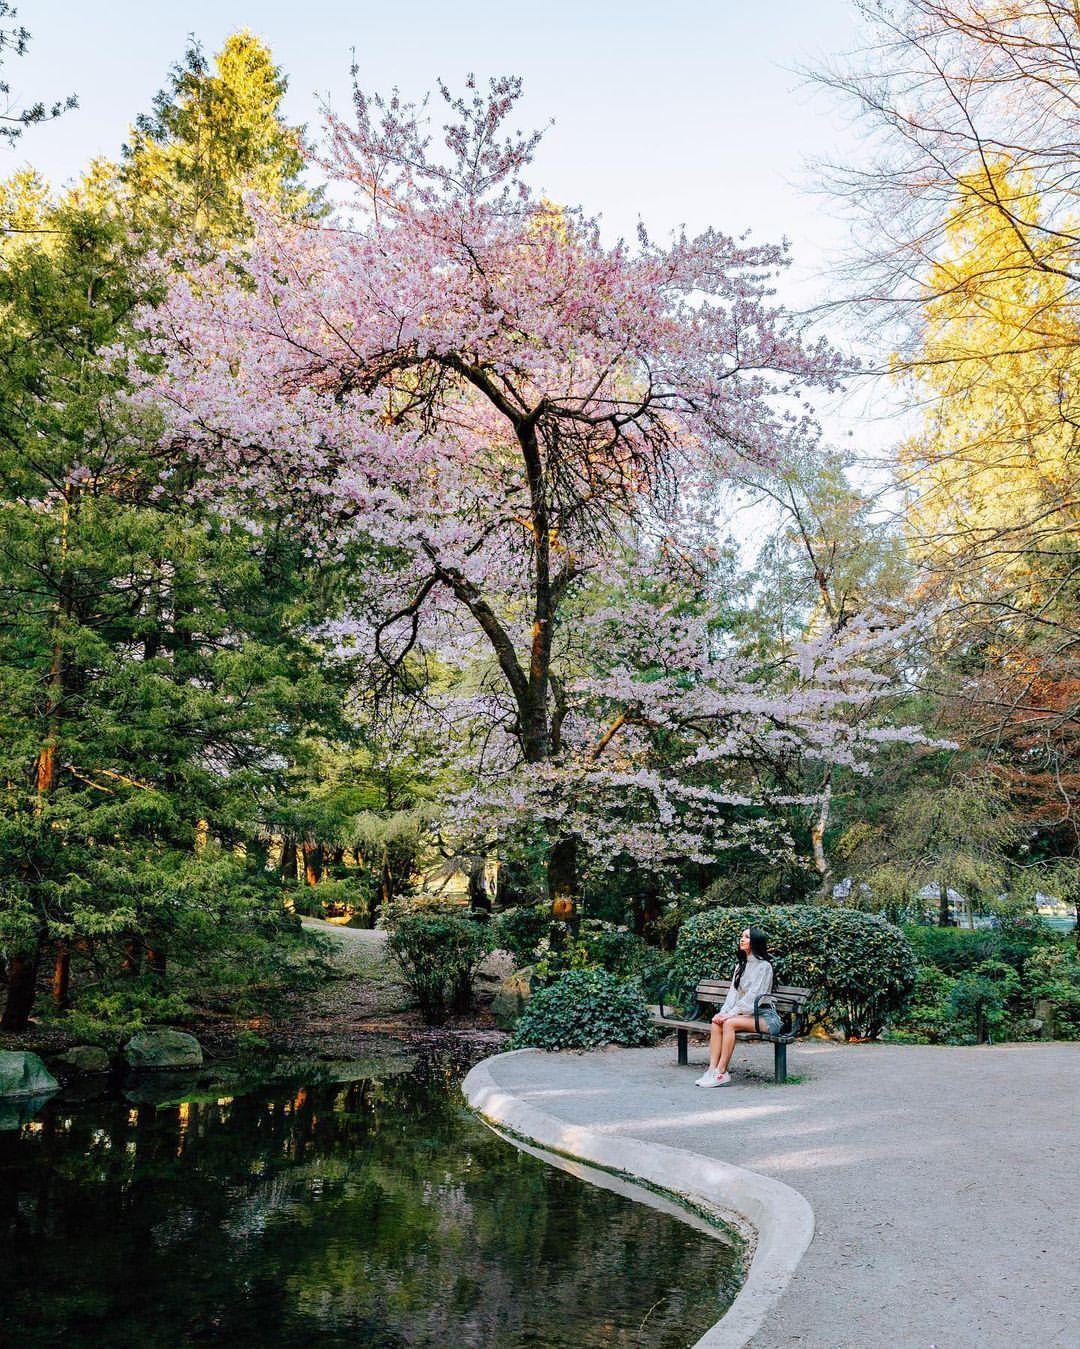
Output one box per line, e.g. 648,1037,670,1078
491,966,537,1031
0,1051,60,1099
54,1045,111,1075
0,1093,56,1132
123,1029,203,1070
473,948,517,1007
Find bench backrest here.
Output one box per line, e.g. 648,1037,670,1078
695,978,810,1010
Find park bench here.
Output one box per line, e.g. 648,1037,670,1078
650,978,810,1083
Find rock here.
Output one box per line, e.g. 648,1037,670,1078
54,1045,111,1075
473,948,517,1007
123,1029,203,1070
491,966,537,1031
1034,999,1056,1040
0,1094,55,1132
0,1050,59,1099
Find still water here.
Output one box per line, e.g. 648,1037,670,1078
0,1043,741,1347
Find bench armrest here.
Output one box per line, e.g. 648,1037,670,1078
754,993,812,1037
753,994,777,1034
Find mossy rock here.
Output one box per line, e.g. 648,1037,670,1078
0,1051,59,1099
491,966,537,1030
54,1045,111,1075
123,1029,203,1070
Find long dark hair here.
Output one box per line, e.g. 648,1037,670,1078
734,927,770,987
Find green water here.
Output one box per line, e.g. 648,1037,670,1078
0,1044,741,1347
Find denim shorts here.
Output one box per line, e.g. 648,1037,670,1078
756,1006,782,1037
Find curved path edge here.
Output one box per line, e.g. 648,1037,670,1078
462,1049,815,1349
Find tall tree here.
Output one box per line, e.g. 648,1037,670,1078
0,168,349,1028
122,30,319,250
823,1,1080,921
0,33,338,1030
899,166,1080,849
140,75,927,918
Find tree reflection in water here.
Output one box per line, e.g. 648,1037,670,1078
0,1048,741,1347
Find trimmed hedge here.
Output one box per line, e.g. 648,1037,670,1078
511,969,655,1051
671,905,917,1040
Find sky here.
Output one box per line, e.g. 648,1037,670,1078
7,1,898,504
11,1,872,300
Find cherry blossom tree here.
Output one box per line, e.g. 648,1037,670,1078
138,74,924,916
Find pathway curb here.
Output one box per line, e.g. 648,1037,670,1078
462,1049,815,1349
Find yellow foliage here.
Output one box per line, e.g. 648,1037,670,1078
899,162,1079,587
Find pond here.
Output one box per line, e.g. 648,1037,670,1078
0,1041,743,1347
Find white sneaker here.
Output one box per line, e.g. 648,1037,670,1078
695,1068,719,1086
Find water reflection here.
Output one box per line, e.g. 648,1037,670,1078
0,1048,741,1347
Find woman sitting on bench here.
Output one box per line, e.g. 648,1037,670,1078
696,926,780,1087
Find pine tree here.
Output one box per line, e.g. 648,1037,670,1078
121,30,320,251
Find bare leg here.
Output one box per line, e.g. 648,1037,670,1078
716,1015,757,1075
708,1019,724,1069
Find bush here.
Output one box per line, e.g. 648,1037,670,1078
490,904,551,966
386,913,490,1024
511,969,655,1050
902,925,1002,975
671,905,918,1040
881,966,963,1044
1025,945,1080,1039
491,906,653,983
533,921,651,984
948,959,1019,1043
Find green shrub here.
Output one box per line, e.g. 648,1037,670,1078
491,907,653,983
1025,946,1080,1039
948,959,1019,1043
386,913,490,1024
902,925,1002,975
881,966,962,1044
533,920,651,983
672,905,918,1040
511,969,655,1050
490,904,552,965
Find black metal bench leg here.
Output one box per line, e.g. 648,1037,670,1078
774,1041,787,1084
678,1029,688,1066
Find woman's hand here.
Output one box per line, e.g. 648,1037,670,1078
711,1012,727,1025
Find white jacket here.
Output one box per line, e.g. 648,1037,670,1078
719,954,774,1015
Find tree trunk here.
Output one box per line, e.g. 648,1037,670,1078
378,847,393,916
2,949,41,1031
277,838,298,882
303,841,323,887
120,938,143,977
938,877,951,928
811,774,833,897
468,859,491,913
548,835,578,926
247,836,269,873
146,942,167,977
51,945,71,1009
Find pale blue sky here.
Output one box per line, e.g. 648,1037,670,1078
10,1,900,487
11,1,871,304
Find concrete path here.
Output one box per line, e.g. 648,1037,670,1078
472,1039,1080,1349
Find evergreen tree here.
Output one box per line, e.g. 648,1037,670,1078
121,30,320,250
0,33,341,1030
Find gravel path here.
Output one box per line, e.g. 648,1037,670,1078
300,916,389,951
477,1038,1080,1349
